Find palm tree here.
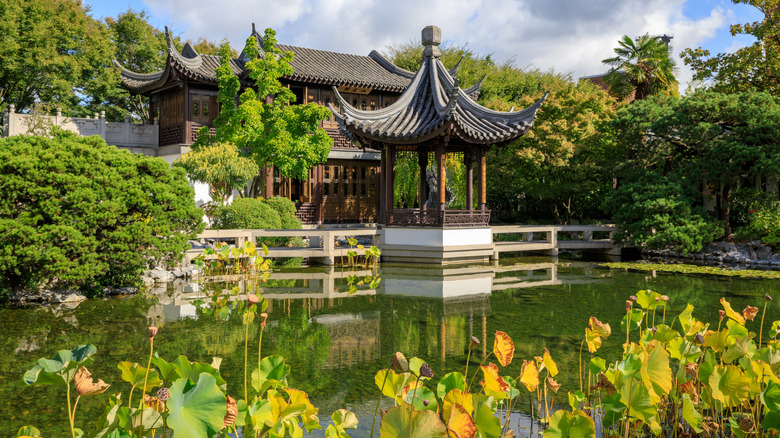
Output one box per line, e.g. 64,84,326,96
602,34,679,100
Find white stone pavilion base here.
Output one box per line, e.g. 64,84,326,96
380,265,493,298
380,227,494,265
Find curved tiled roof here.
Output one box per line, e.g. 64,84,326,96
329,27,547,148
117,27,419,94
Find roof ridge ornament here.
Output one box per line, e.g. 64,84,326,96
422,25,442,58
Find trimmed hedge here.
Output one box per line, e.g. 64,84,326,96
262,197,302,230
0,131,204,292
213,198,282,230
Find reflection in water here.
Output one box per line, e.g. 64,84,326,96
3,260,780,436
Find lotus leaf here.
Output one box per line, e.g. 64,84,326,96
409,357,427,377
15,426,41,437
703,329,731,352
723,336,757,364
709,365,750,407
620,309,643,334
403,384,437,412
600,393,625,429
374,369,416,403
761,411,780,432
640,340,672,403
472,395,501,438
325,410,358,438
542,348,559,377
285,388,321,432
762,380,780,411
584,328,601,353
588,317,611,338
588,357,606,376
437,372,466,398
23,344,97,386
480,363,510,399
682,394,703,433
543,409,596,438
492,331,515,367
755,347,780,367
167,373,227,438
667,337,701,362
727,319,750,338
117,361,162,392
131,407,164,432
154,355,226,388
620,382,660,433
649,324,679,343
720,298,745,325
447,403,477,438
252,355,291,395
443,389,474,422
567,390,586,410
636,290,663,310
519,360,539,392
379,403,447,438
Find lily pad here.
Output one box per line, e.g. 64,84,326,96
23,344,97,386
167,373,227,438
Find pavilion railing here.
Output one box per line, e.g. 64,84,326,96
385,209,491,227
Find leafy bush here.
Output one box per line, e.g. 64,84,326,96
212,198,282,230
261,197,301,230
604,171,722,253
732,188,780,249
0,132,203,292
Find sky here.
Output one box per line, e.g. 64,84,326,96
84,0,764,92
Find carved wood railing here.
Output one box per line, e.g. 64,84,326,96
385,209,491,227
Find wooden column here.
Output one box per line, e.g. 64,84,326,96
184,84,191,144
264,166,273,198
418,149,428,210
316,164,324,222
379,148,386,223
385,145,395,213
436,142,446,211
465,150,474,211
478,147,487,211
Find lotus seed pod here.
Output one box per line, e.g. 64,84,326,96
718,310,725,320
391,352,408,373
469,336,481,350
247,294,260,305
766,294,774,302
157,387,170,401
419,362,434,378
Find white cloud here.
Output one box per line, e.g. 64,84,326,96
142,0,728,91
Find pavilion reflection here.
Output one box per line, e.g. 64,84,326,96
146,262,584,369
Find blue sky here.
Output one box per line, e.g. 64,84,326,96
84,0,764,91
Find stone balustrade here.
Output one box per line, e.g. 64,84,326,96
2,105,159,150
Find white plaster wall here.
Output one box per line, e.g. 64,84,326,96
383,275,492,298
383,227,492,247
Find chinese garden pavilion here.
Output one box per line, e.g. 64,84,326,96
330,26,547,263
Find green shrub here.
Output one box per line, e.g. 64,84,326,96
604,170,722,253
213,198,282,230
0,132,204,292
261,197,302,230
732,188,780,249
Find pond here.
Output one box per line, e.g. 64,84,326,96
3,257,780,436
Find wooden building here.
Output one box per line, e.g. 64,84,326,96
116,25,418,223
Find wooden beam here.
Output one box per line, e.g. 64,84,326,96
466,150,473,211
478,147,486,211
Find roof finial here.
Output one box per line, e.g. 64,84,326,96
252,23,256,34
422,25,441,58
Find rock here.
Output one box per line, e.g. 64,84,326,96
172,269,185,278
49,290,86,304
142,277,155,289
756,246,773,260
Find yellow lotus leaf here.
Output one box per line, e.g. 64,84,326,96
639,340,672,403
703,330,730,353
443,389,473,423
743,306,759,322
547,377,561,393
750,360,780,385
543,348,559,377
493,331,515,367
520,360,540,392
589,317,611,338
75,367,110,396
447,403,477,438
585,328,602,353
402,380,424,400
720,298,745,325
480,363,510,399
286,388,319,429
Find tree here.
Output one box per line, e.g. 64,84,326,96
602,34,678,100
0,131,204,292
174,143,259,206
193,29,333,197
0,0,114,114
609,89,780,241
682,0,780,93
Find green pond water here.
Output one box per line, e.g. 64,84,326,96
3,257,780,437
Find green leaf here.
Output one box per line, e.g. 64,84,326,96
640,340,672,403
589,357,607,375
15,426,41,437
408,357,426,377
682,394,703,433
601,393,625,429
543,409,597,438
762,380,780,411
621,381,658,428
379,403,447,438
374,369,416,403
436,372,466,398
709,364,750,407
252,355,291,395
167,373,227,438
761,410,780,431
404,385,437,411
23,344,97,386
117,361,163,392
473,395,501,438
723,336,757,364
332,409,358,429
